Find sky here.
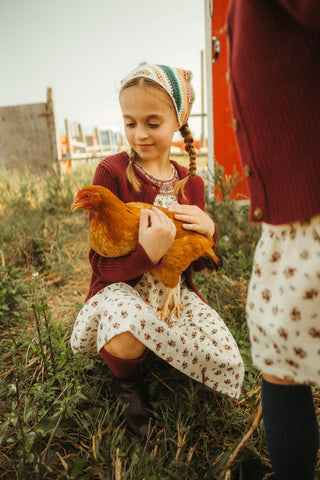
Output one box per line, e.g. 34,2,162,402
0,0,207,138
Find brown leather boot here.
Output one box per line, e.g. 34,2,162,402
112,371,152,437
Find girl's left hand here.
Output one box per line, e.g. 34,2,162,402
167,204,215,239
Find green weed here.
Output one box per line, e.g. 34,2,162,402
0,266,28,325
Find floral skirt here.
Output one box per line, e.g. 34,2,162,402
247,214,320,384
71,273,244,399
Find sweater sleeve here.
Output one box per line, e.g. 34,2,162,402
277,0,320,29
88,242,156,283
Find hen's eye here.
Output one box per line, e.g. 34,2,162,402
85,194,90,198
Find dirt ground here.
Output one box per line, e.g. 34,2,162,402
46,240,91,327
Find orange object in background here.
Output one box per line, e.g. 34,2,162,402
58,135,68,155
171,140,201,152
211,0,249,200
58,136,72,173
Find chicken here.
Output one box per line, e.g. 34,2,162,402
71,185,221,323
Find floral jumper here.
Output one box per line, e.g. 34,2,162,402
71,161,244,399
247,215,320,385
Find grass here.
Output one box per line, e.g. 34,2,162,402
0,161,318,480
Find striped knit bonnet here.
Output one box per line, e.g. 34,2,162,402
120,64,194,127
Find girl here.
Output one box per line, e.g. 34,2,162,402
228,2,320,479
71,64,244,437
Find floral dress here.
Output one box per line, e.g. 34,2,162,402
247,214,320,385
71,164,244,399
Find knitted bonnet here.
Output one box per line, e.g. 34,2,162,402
120,64,195,127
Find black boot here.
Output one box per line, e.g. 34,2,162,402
112,371,152,437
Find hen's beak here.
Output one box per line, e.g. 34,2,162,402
70,199,83,213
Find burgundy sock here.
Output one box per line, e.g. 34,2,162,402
99,347,149,379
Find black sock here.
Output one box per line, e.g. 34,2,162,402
261,378,319,480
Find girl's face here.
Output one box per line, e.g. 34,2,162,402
120,84,179,164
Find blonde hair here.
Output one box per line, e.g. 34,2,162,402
120,77,197,199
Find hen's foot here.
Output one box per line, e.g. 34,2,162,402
156,289,182,324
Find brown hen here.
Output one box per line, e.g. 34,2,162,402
71,185,221,322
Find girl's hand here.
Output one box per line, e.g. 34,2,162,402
139,207,176,264
167,204,215,238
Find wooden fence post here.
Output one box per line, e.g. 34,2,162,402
46,87,61,175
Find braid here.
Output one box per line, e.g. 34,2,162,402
181,123,197,177
173,122,197,199
125,148,141,192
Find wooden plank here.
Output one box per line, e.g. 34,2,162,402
0,102,51,171
94,127,104,153
70,140,88,150
204,0,215,197
0,88,60,172
46,87,61,173
78,123,87,151
65,119,74,155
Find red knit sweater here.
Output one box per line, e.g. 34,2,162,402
228,0,320,224
85,152,213,301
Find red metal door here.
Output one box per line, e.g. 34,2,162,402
211,0,249,200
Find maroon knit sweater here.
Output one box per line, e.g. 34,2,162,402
85,152,214,302
228,0,320,224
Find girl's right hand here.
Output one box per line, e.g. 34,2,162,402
139,207,176,264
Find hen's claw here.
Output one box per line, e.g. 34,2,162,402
156,289,182,324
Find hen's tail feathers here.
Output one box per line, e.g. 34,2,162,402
201,248,223,271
